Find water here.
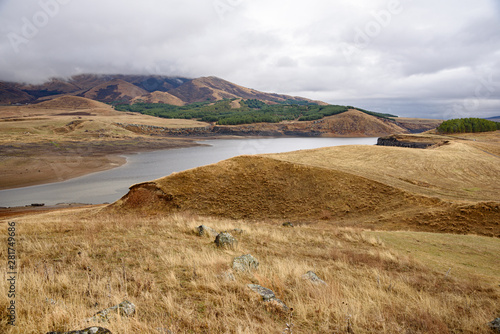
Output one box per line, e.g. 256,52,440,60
0,137,377,207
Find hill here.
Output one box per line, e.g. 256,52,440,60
29,95,111,110
132,91,185,105
82,78,149,103
0,82,33,104
113,132,500,236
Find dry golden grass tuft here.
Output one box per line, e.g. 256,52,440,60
0,208,498,333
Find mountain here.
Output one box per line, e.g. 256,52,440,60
486,116,500,122
0,74,325,106
0,82,33,104
167,76,327,105
132,91,185,105
81,78,148,103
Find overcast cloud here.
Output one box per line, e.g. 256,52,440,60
0,0,499,118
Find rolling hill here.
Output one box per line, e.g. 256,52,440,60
112,131,500,236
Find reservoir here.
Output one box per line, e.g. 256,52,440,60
0,137,377,207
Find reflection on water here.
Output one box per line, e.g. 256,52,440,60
0,137,377,207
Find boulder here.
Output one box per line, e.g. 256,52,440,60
46,327,111,334
86,300,135,323
302,271,327,285
214,232,238,249
490,318,500,333
232,254,259,272
247,284,289,311
197,225,218,237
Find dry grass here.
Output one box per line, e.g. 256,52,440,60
0,208,498,333
267,132,500,202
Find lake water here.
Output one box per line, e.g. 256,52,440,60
0,137,377,207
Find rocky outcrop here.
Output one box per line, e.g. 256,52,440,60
46,327,111,334
377,136,434,149
232,254,259,272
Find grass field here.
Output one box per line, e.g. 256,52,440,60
0,209,498,333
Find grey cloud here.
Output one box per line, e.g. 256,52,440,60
0,0,499,118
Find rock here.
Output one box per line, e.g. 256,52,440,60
46,327,111,334
86,300,135,323
197,225,218,237
247,284,289,311
282,222,294,227
302,271,327,285
490,318,500,332
232,254,259,272
214,232,238,249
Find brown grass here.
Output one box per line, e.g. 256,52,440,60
0,208,498,333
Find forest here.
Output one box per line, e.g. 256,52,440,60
437,118,500,134
114,99,396,125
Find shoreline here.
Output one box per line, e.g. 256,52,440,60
0,137,203,191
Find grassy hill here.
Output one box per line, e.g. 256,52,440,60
0,131,498,333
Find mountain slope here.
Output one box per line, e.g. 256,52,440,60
132,91,185,105
166,76,326,104
81,78,148,103
0,82,33,104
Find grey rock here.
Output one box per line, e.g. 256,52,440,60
232,254,259,272
86,300,135,323
197,225,218,237
215,232,238,249
302,271,327,285
490,318,500,333
282,222,294,227
46,327,111,334
247,284,289,310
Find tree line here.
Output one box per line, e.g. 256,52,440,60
114,99,397,125
437,118,500,134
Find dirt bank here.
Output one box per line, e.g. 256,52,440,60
0,137,200,190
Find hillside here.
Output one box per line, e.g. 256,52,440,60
132,91,185,105
113,132,500,236
29,95,111,110
82,78,149,103
0,82,33,104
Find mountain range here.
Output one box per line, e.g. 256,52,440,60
0,74,325,106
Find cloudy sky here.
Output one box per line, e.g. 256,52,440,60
0,0,499,118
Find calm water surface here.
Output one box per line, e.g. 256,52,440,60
0,137,377,207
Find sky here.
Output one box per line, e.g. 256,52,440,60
0,0,499,119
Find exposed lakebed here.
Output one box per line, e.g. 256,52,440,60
0,137,377,207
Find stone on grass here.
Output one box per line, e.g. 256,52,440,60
46,327,111,334
247,284,289,311
214,232,238,249
232,254,259,272
197,225,218,237
86,300,135,323
490,318,500,333
302,271,327,285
